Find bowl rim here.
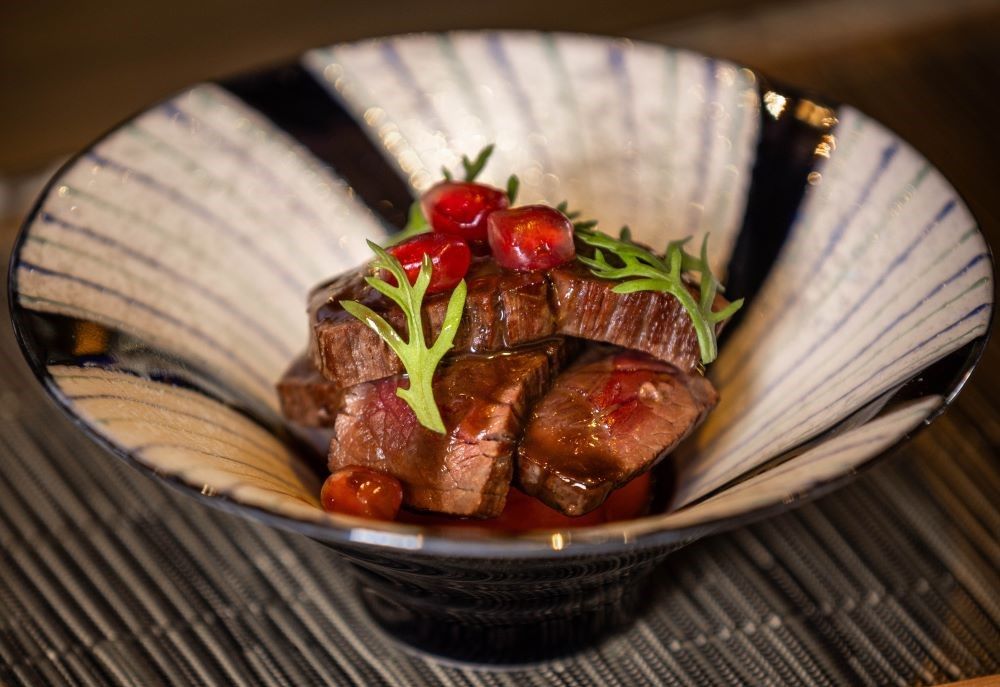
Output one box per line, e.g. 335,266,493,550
7,29,995,558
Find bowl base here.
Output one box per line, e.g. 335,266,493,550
349,559,657,664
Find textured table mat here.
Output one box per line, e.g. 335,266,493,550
3,3,1000,683
1,182,998,687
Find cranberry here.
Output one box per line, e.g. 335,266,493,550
421,181,509,242
321,466,404,521
487,205,576,271
384,233,471,294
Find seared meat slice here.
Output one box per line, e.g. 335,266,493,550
518,350,718,516
328,340,569,518
549,261,730,375
309,258,555,386
276,354,342,428
308,255,731,387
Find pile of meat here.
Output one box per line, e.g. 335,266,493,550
278,255,724,520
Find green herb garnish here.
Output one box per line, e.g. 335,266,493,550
506,174,520,204
340,240,467,433
575,228,743,365
461,144,494,181
555,200,581,220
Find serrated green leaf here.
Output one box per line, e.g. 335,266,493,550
363,275,407,311
574,227,742,365
610,278,674,294
342,245,468,433
339,300,405,352
709,297,744,323
430,279,467,358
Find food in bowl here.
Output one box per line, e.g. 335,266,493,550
277,146,742,525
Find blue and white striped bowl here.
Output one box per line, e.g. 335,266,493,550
8,32,993,555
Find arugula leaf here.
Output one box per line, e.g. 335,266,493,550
340,240,467,433
575,229,743,365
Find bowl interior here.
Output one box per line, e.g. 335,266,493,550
9,31,993,554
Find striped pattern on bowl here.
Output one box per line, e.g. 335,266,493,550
9,31,993,545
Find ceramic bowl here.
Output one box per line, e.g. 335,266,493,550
9,31,993,662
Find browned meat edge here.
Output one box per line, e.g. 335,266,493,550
309,258,555,387
548,262,729,376
307,259,730,389
276,354,343,428
517,349,719,516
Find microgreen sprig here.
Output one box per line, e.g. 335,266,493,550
575,228,743,365
555,200,595,228
340,240,467,433
462,144,518,198
461,144,494,181
506,174,520,204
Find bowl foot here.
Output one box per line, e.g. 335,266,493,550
349,560,656,664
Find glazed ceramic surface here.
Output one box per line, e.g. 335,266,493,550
8,31,993,661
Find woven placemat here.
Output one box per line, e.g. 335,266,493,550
1,186,998,685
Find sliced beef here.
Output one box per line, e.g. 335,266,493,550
548,261,730,375
309,258,555,386
276,354,343,428
518,350,718,516
328,339,570,518
308,256,730,387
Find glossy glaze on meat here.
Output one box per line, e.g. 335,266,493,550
518,350,718,516
308,258,555,387
327,339,569,517
548,262,729,375
308,258,729,388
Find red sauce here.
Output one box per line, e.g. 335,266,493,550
398,472,652,532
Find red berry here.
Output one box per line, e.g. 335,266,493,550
421,181,509,242
321,466,404,521
384,233,471,294
487,205,576,271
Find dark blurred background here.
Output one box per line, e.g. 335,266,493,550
2,0,999,179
